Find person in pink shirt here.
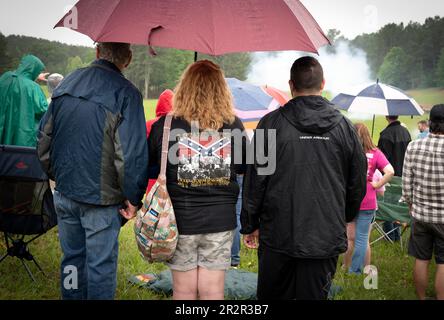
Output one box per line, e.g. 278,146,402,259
344,170,385,269
345,123,395,274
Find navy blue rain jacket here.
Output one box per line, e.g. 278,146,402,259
37,59,148,206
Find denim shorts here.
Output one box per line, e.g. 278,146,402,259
167,230,235,271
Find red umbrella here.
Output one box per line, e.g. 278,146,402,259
262,85,290,106
55,0,330,55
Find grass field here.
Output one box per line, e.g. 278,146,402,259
0,221,439,300
1,87,441,300
406,88,444,111
143,99,157,120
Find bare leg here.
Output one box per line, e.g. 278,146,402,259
413,259,430,300
172,269,198,300
435,264,444,300
344,222,355,269
197,267,225,300
365,245,371,266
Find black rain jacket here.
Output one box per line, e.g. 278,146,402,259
240,96,367,259
377,121,411,176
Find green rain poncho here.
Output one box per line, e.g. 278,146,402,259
0,55,48,147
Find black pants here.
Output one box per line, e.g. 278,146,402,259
257,246,338,300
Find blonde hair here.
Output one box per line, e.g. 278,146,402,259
173,60,235,130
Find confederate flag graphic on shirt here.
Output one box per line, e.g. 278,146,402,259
177,131,232,187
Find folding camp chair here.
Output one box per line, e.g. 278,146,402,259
370,176,411,250
0,145,57,281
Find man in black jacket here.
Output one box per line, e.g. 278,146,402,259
378,116,411,241
241,57,367,300
378,116,411,177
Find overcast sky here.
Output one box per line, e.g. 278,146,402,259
0,0,443,47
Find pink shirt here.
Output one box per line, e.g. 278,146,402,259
360,149,390,211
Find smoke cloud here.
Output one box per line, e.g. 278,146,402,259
247,41,374,119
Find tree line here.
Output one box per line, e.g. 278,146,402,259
349,16,444,89
1,16,443,98
0,33,251,99
124,46,251,98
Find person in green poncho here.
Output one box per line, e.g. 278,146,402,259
0,55,48,147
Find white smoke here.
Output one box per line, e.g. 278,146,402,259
247,41,374,120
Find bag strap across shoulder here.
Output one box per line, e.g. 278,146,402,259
159,114,173,181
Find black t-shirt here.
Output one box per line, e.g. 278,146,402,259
148,115,247,235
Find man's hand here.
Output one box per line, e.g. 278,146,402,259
119,200,138,220
37,72,50,82
243,229,259,249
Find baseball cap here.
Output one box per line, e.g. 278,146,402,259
430,104,444,123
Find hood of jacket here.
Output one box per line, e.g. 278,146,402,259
15,55,45,81
280,95,344,134
155,89,173,117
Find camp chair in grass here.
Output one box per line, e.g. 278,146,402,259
0,145,57,281
371,176,411,250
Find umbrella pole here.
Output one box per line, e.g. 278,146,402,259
371,114,376,138
194,52,198,62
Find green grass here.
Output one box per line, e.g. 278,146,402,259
143,99,157,121
406,88,444,110
0,223,439,300
334,230,438,300
0,221,168,300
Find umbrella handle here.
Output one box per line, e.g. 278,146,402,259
148,25,163,56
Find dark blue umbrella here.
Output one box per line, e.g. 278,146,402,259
332,81,424,136
332,82,423,116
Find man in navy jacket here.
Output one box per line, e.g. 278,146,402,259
38,42,148,300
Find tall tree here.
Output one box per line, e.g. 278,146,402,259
0,32,11,74
352,16,444,89
66,56,86,74
378,47,411,89
436,48,444,87
201,52,252,80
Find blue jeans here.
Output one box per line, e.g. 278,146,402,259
383,221,400,241
53,190,121,300
231,175,243,265
349,210,375,274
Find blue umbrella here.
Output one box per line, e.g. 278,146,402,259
226,78,280,123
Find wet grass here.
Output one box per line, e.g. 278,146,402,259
0,221,438,300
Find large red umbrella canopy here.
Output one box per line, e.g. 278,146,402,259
55,0,330,55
